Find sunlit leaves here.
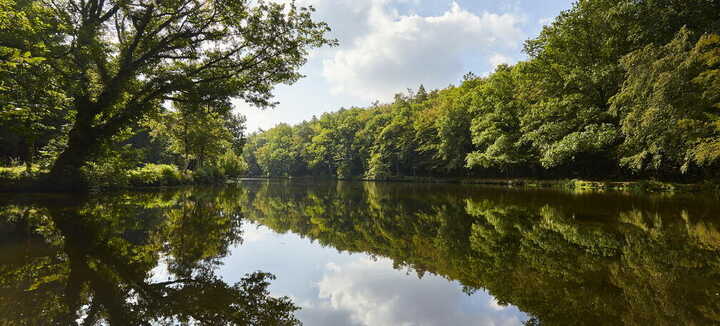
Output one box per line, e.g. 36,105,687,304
611,28,720,173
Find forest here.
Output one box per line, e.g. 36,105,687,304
242,1,720,181
1,0,719,191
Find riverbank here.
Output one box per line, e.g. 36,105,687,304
0,164,233,193
3,164,718,194
240,176,720,194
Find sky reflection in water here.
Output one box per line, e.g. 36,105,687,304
219,222,527,326
4,181,720,325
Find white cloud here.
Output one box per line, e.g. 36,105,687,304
241,223,273,243
321,1,524,101
311,257,526,326
489,53,512,69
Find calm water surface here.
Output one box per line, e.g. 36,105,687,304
1,180,719,325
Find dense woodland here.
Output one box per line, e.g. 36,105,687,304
243,1,720,181
1,0,720,190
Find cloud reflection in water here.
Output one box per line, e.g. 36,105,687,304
220,223,527,326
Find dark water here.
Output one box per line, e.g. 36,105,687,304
1,180,719,325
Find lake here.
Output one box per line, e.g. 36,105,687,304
1,180,719,325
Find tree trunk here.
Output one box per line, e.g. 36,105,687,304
47,122,102,191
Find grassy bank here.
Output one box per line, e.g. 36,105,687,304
0,163,242,192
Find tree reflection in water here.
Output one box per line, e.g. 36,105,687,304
240,181,720,326
2,181,720,325
0,187,299,325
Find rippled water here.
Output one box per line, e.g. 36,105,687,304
1,180,719,325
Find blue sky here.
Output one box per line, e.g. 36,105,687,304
237,0,575,131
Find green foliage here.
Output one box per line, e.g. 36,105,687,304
254,124,300,177
0,0,71,171
3,0,720,185
0,165,28,180
193,165,226,184
466,64,532,170
147,100,241,170
80,144,142,189
0,0,335,189
242,1,720,181
611,29,720,174
218,151,248,178
127,164,187,187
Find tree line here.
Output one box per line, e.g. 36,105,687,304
243,0,720,181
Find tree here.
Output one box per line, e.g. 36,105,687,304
6,0,334,189
225,112,248,154
466,64,534,173
148,98,240,171
518,0,720,171
254,124,297,176
610,28,720,174
233,0,720,181
0,51,69,173
306,109,363,178
0,0,69,170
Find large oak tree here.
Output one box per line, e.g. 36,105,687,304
8,0,334,189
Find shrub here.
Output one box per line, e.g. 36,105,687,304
193,165,225,184
0,166,27,185
0,166,27,182
128,164,186,187
218,151,248,178
81,144,141,189
81,161,131,189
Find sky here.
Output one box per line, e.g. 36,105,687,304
236,0,575,132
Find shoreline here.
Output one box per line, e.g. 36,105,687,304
1,175,718,194
238,176,720,194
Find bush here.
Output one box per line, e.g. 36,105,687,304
0,165,53,191
0,166,27,182
81,161,131,189
218,152,248,178
80,144,141,189
192,165,225,184
127,164,187,187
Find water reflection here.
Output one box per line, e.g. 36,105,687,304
2,181,720,325
0,187,299,325
220,222,526,326
238,180,720,326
